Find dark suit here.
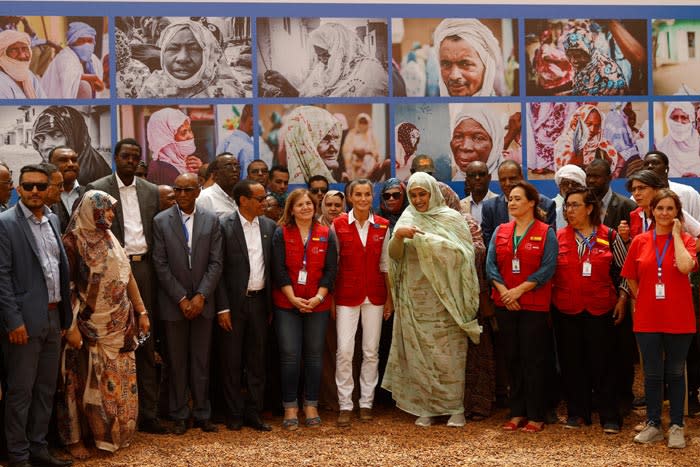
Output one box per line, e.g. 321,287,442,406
86,174,161,421
0,205,71,463
51,185,85,233
481,193,557,247
216,212,275,420
602,191,636,232
152,205,223,422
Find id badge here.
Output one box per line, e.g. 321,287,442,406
298,268,308,285
582,261,592,277
655,283,665,300
511,258,521,274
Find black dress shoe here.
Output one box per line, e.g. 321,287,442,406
226,417,244,431
29,452,73,467
246,413,272,432
173,419,187,435
8,461,33,467
194,419,219,432
139,418,168,434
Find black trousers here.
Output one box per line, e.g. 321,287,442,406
219,295,268,418
496,307,549,422
131,258,159,421
612,301,636,411
554,309,620,426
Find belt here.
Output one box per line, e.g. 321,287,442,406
129,252,149,262
245,288,265,297
47,302,58,310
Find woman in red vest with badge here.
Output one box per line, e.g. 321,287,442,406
272,188,338,430
622,189,697,449
486,180,557,433
552,187,628,434
333,179,391,427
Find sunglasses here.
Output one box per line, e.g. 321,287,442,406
21,182,48,192
173,186,197,193
310,187,328,195
250,168,269,175
246,195,268,202
466,171,489,179
382,192,402,201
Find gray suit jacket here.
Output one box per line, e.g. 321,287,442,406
86,174,159,250
0,205,71,335
152,205,223,321
216,212,276,314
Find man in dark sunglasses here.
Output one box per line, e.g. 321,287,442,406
0,164,73,467
459,161,496,225
246,160,269,186
307,174,329,212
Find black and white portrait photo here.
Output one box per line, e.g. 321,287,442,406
115,16,252,98
257,17,389,97
0,105,112,185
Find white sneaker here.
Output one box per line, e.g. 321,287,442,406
667,424,686,449
634,423,664,444
415,416,433,427
447,414,466,427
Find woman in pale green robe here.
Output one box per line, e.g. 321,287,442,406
382,172,481,427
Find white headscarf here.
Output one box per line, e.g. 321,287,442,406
0,30,36,98
449,104,504,177
157,20,222,89
659,102,700,177
433,18,505,97
554,164,586,187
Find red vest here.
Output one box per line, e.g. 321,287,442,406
333,213,389,306
272,223,332,312
492,220,552,312
629,207,648,239
552,225,618,315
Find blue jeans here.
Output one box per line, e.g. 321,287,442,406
636,332,694,427
274,308,329,408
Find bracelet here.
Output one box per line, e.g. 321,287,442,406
315,294,325,303
138,310,149,316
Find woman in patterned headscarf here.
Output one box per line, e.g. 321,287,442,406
433,18,507,97
114,29,150,98
382,172,480,428
554,104,624,178
563,29,627,96
139,20,244,98
32,105,112,185
283,106,343,184
57,190,150,457
263,22,388,97
395,122,420,182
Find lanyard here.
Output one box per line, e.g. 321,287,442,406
301,226,314,269
512,221,534,257
642,212,650,232
653,229,672,282
575,228,596,259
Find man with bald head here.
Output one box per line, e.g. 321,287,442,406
158,185,176,211
460,161,496,224
152,173,223,435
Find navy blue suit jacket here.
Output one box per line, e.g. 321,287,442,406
0,205,71,336
481,193,557,247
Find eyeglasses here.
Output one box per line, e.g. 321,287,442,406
382,192,402,201
0,179,13,186
630,185,650,194
310,187,328,195
220,162,240,171
564,202,585,210
21,182,48,192
246,195,267,202
250,168,269,175
466,171,488,179
173,186,197,193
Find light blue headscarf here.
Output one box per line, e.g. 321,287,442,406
67,22,96,74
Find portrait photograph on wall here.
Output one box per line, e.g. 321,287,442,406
392,18,519,97
118,104,216,186
0,16,109,99
257,17,389,97
115,16,252,98
0,105,111,184
215,103,260,175
394,103,521,183
653,101,700,177
259,103,388,183
524,19,647,96
526,101,649,180
653,19,700,95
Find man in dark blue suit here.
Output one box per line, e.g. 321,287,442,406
481,160,556,247
0,165,72,467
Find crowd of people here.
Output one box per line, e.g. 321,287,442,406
2,137,700,467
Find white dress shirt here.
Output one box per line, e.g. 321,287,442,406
460,190,497,225
242,215,265,291
196,183,237,221
60,180,81,215
116,176,148,255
